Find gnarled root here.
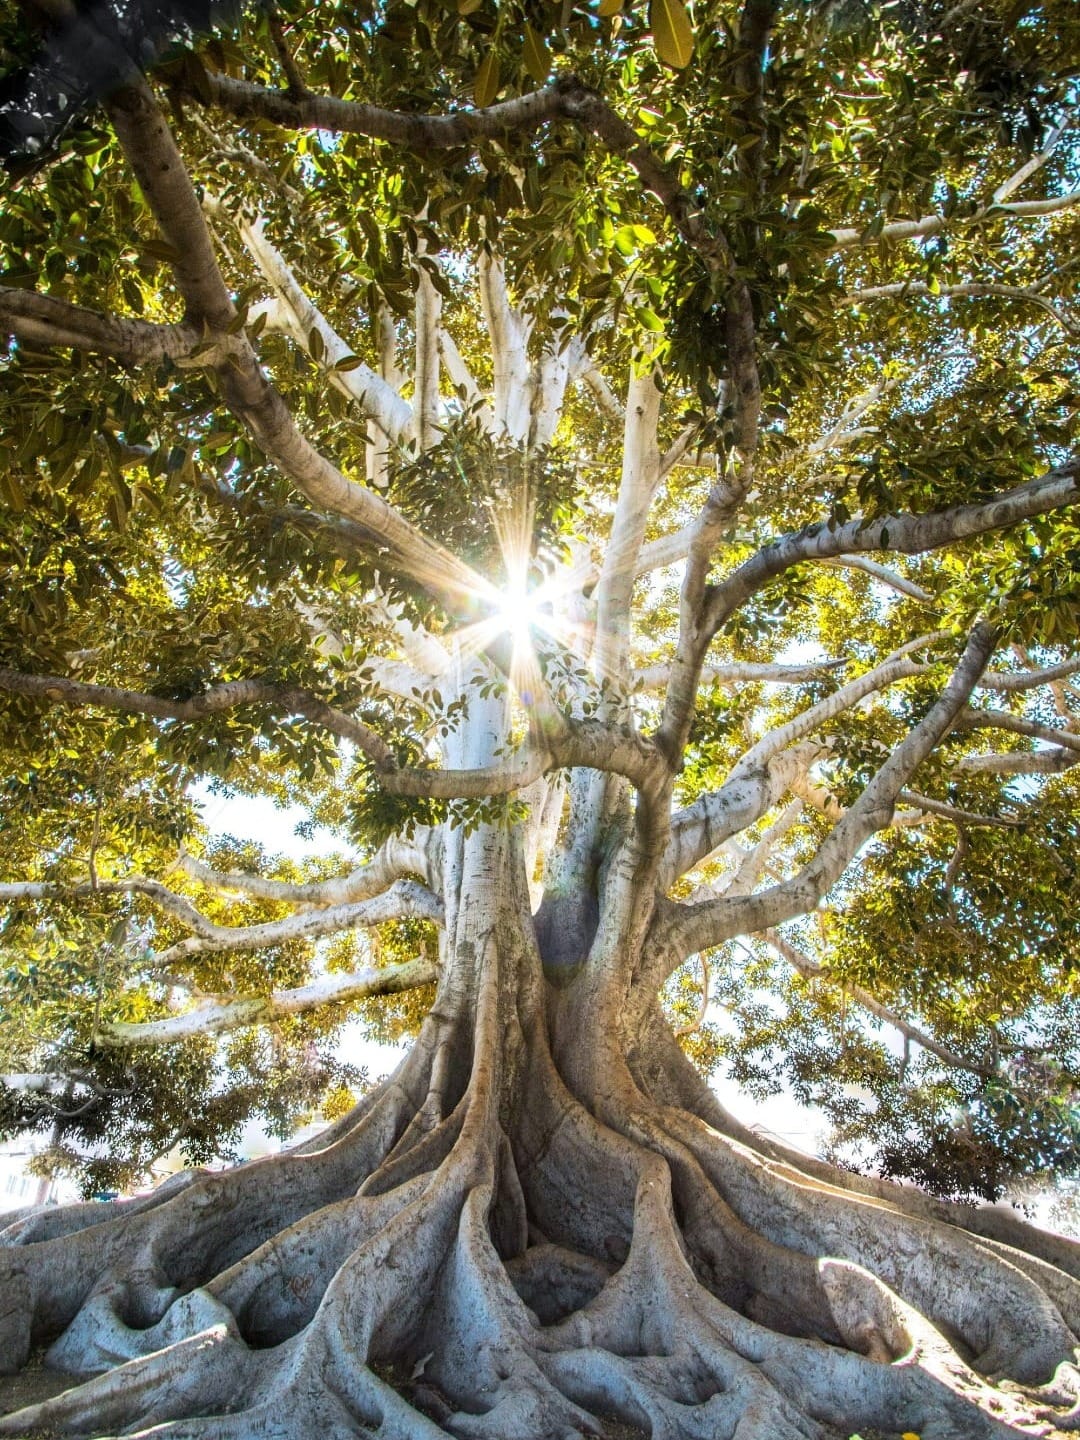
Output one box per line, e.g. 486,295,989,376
3,957,1079,1439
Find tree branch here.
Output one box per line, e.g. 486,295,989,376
985,653,1080,693
630,526,937,607
478,251,532,443
657,621,997,970
198,71,571,146
593,368,662,691
661,742,823,887
844,280,1076,335
179,831,433,906
0,285,198,362
381,716,666,801
701,459,1079,642
819,556,935,604
634,658,845,690
828,188,1080,250
412,239,442,451
0,668,395,766
734,635,946,774
578,357,623,424
223,206,413,442
895,790,1022,828
0,877,218,936
763,930,993,1077
150,879,442,967
954,706,1080,754
97,955,437,1047
438,325,493,432
103,80,491,616
954,748,1079,775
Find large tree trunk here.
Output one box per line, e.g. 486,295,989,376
2,815,1080,1439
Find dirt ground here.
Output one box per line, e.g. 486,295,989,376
0,1350,77,1436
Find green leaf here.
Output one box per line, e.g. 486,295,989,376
649,0,694,68
121,278,144,315
523,24,550,85
333,354,366,372
308,327,325,363
0,468,25,513
598,0,623,15
474,51,500,109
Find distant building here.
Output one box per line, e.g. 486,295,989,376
0,1136,79,1214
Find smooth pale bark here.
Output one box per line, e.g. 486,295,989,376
412,242,443,452
99,955,438,1047
592,370,662,693
828,185,1080,248
229,209,413,443
657,623,998,969
179,832,435,905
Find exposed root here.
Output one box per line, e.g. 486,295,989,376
3,931,1079,1440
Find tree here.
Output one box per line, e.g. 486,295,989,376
1,0,1080,1432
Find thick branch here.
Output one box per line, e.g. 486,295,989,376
228,209,412,442
199,71,570,145
151,880,442,966
412,241,443,451
593,369,662,689
104,81,490,615
438,326,493,431
659,636,945,886
179,832,432,906
97,955,437,1047
635,658,845,690
106,84,236,328
631,527,936,608
734,637,943,774
578,358,623,424
980,655,1080,692
381,716,665,800
0,877,217,936
954,706,1080,753
701,459,1079,641
0,286,197,363
955,748,1079,774
661,742,822,887
658,622,997,968
478,252,531,443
